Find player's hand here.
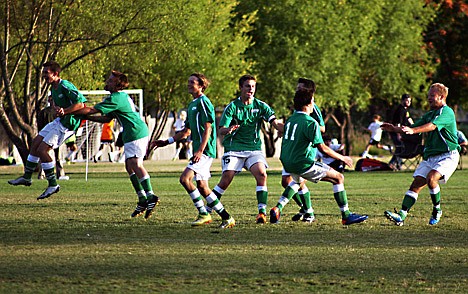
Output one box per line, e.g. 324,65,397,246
55,106,64,117
192,150,203,163
151,140,168,148
342,156,353,168
402,126,414,135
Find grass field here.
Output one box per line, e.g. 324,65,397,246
1,158,467,293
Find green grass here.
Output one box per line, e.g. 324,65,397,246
1,159,467,293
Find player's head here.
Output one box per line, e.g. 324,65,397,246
372,114,381,121
322,135,332,145
297,78,316,94
105,70,129,92
189,73,210,92
42,61,61,84
239,75,256,99
293,88,314,111
401,93,411,107
179,110,187,120
428,83,448,109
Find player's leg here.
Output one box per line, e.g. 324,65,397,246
249,162,269,223
320,166,367,225
8,135,44,186
180,167,212,226
282,171,305,218
270,177,300,224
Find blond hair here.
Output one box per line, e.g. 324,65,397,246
430,83,448,98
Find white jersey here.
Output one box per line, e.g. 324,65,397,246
368,121,383,141
316,144,343,165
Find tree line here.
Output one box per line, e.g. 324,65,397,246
1,0,466,161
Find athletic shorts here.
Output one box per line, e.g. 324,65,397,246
124,136,148,161
187,154,213,181
368,139,380,145
221,150,268,173
290,161,331,184
38,118,75,149
413,150,459,184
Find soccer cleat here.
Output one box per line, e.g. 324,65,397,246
291,212,305,221
144,194,160,219
384,210,404,226
8,176,32,186
131,201,148,218
269,207,281,224
428,209,442,225
191,213,212,226
302,213,316,223
342,213,368,225
37,185,60,200
256,212,267,224
219,217,236,229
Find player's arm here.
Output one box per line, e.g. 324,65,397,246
56,102,85,117
402,122,436,135
85,114,113,123
317,143,353,168
192,122,212,163
381,122,404,133
270,118,284,134
151,127,191,148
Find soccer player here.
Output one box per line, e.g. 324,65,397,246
281,78,325,222
8,61,86,199
361,114,392,158
382,83,460,226
270,88,368,225
210,74,283,224
68,70,159,219
152,73,235,229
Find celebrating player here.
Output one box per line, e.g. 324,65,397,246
382,83,460,226
8,61,86,199
69,70,159,219
209,75,283,224
152,73,235,229
270,87,368,225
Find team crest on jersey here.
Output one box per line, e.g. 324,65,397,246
252,109,259,113
59,94,64,98
192,106,197,111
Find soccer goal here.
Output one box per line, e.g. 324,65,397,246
73,89,144,180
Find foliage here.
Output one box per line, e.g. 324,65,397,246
1,160,467,292
425,0,468,109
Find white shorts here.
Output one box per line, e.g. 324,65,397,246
187,154,213,181
413,150,459,184
221,150,268,173
38,118,75,149
290,161,331,184
124,136,148,160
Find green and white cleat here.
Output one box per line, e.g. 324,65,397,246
191,213,212,226
219,217,235,229
384,210,404,226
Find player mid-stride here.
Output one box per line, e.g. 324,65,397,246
381,83,459,226
270,87,368,226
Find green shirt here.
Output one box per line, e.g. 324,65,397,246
220,97,276,152
185,94,217,158
94,91,148,143
280,111,323,174
412,105,460,160
51,80,87,131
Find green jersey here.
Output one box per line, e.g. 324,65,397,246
185,94,217,158
280,111,323,174
311,104,325,128
94,91,148,143
220,97,276,152
412,105,460,160
51,79,87,131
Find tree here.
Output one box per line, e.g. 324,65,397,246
425,0,468,110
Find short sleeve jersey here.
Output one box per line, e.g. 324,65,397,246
412,105,459,160
185,94,217,158
368,121,383,141
51,80,87,131
94,91,148,143
219,97,276,152
280,111,323,174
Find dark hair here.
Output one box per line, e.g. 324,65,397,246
293,89,314,110
298,78,316,93
401,93,411,100
111,70,129,90
42,61,61,74
238,74,256,88
190,73,210,92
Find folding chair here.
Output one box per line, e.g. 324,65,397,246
394,134,424,170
